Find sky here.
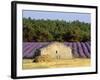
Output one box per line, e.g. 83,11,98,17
23,10,91,23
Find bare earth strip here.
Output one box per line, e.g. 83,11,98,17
22,58,90,69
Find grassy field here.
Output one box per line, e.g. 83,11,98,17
22,58,90,69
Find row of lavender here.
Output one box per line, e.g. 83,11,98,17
23,42,91,59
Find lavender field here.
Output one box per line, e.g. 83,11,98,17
23,42,91,59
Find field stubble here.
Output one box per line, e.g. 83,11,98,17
22,58,90,69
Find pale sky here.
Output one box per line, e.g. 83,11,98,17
23,10,91,23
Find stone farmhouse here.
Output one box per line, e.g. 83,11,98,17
34,42,73,60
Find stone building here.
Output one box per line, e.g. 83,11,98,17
34,42,73,60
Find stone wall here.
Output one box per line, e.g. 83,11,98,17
40,42,73,59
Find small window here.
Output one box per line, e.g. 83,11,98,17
56,50,57,54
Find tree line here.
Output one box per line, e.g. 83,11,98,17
23,17,91,42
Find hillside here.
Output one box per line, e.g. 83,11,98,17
23,18,90,42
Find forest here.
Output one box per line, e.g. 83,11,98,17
23,17,91,42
